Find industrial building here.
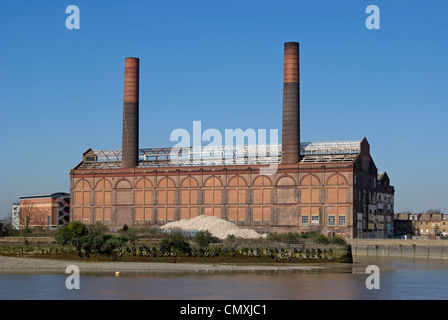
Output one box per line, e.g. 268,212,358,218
70,42,395,239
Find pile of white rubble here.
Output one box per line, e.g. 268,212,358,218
161,215,263,240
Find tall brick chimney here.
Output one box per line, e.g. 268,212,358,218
121,57,139,168
281,42,300,164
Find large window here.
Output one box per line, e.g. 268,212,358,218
338,215,346,226
301,215,309,226
157,177,176,224
252,176,272,226
227,176,247,225
203,176,223,218
328,215,336,226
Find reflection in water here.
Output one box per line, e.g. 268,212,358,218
1,257,448,300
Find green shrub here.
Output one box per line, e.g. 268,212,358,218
54,225,73,245
68,221,88,238
266,232,302,242
302,231,320,239
87,222,109,236
0,221,8,236
330,236,347,246
312,234,330,245
116,226,137,242
107,235,130,249
78,234,106,252
194,230,219,247
160,231,190,253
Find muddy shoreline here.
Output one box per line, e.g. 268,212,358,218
0,255,334,275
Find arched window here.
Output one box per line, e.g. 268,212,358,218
227,176,248,225
157,177,176,224
179,177,199,220
300,174,321,204
203,176,223,218
94,179,112,224
135,178,153,224
252,175,272,226
326,173,348,204
73,179,91,223
275,175,296,204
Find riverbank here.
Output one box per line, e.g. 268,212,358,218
0,255,329,275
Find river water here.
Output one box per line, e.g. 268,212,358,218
1,256,447,300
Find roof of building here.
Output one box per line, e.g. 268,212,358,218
74,140,363,170
397,213,448,222
19,192,70,200
396,213,411,220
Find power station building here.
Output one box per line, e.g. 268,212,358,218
70,42,394,239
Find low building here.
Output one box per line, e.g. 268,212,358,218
413,213,448,239
17,193,70,229
393,213,413,239
394,212,447,239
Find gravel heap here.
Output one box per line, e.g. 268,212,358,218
161,215,263,240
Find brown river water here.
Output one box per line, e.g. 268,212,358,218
1,256,447,300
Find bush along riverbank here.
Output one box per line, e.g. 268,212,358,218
0,222,353,264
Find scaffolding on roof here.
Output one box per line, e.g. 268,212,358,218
76,141,361,170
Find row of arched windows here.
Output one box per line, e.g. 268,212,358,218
74,173,348,190
72,174,349,224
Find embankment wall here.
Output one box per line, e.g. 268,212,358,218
347,239,448,259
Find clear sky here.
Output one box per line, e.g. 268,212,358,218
0,0,447,219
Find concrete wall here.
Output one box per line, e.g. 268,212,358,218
348,239,448,259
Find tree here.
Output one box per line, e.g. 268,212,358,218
426,209,441,215
0,217,15,236
18,202,35,234
194,230,219,247
87,221,109,236
54,221,131,254
160,231,190,253
17,201,49,232
67,221,88,238
54,225,73,245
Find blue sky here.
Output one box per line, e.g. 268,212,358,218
0,0,447,219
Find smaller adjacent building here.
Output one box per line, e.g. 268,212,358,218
413,213,448,239
394,213,413,239
394,212,447,239
13,193,70,229
373,172,395,238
